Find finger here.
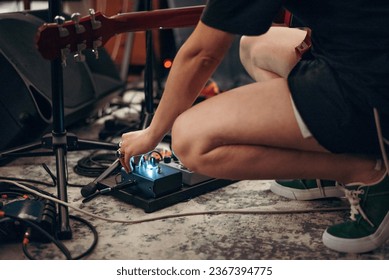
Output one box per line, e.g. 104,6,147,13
119,157,127,173
116,145,128,172
123,152,131,173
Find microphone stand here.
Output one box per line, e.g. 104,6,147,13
2,0,159,240
48,0,71,239
140,0,155,129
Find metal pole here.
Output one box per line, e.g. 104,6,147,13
141,0,155,129
48,0,72,240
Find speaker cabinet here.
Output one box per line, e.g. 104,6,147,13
0,11,123,151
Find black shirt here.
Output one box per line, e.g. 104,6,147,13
201,0,389,113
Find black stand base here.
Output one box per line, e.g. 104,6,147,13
0,131,118,240
0,132,118,160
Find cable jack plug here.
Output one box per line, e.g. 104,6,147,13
82,179,137,203
23,227,31,246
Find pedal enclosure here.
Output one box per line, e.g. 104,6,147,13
159,161,212,186
120,164,182,198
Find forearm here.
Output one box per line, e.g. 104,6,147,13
148,48,218,140
147,22,234,142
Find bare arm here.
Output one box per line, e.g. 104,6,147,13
150,22,234,140
120,21,235,172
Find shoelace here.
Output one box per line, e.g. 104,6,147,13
336,183,375,227
323,109,389,230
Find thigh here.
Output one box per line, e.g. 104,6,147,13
172,78,328,156
240,26,307,81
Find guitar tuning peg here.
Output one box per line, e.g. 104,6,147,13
92,49,99,60
54,15,69,38
89,8,102,30
74,41,86,62
92,37,103,59
71,12,86,34
74,52,86,63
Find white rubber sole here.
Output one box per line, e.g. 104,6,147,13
322,213,389,253
270,181,344,200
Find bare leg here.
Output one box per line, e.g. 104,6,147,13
171,78,383,185
239,27,307,82
171,26,383,185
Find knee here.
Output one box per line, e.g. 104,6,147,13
240,35,270,64
239,36,253,66
171,113,199,170
240,35,275,80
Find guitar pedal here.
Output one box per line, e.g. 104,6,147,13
120,154,182,198
159,160,212,186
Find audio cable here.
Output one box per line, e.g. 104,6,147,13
1,179,349,226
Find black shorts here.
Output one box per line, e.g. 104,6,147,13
288,57,389,155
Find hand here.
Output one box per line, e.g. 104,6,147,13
118,128,161,173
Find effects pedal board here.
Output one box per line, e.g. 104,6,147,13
97,159,233,213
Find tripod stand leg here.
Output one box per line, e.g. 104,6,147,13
0,141,49,165
71,137,118,151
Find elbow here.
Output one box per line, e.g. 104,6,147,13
179,42,224,70
198,55,220,70
192,51,223,71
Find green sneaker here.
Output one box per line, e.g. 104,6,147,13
322,174,389,253
270,179,344,200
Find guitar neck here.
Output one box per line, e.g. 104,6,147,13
106,5,204,35
36,5,205,61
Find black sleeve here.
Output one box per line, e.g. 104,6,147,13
201,0,284,35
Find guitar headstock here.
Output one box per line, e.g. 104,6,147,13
36,6,204,65
36,9,110,64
